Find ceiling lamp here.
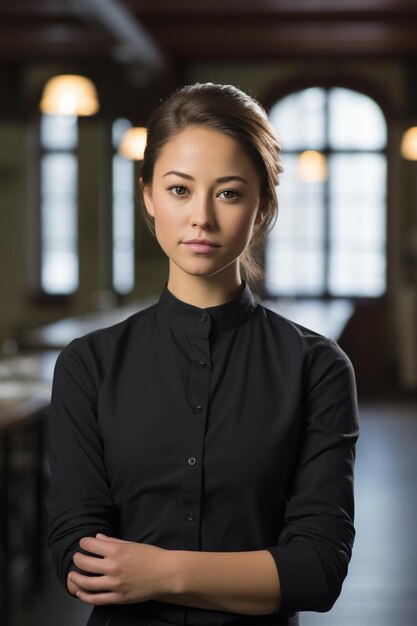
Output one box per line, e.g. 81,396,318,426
297,150,328,183
118,127,147,160
400,127,417,160
40,75,99,116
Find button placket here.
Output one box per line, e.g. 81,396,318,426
179,313,212,547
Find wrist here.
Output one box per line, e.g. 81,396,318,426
156,548,184,597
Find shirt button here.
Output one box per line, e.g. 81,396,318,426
199,312,207,322
193,405,202,414
198,361,207,369
187,512,195,521
187,457,197,466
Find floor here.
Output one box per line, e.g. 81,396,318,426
302,398,417,626
9,399,417,626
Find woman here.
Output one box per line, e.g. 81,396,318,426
46,82,359,626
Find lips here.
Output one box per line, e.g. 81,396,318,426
182,239,220,253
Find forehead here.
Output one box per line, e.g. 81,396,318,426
154,126,259,178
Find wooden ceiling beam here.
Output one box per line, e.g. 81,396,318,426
1,0,417,66
0,26,114,59
149,21,417,60
128,0,417,19
0,1,73,18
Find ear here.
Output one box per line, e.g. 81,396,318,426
140,177,155,218
254,209,264,225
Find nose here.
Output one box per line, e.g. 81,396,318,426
190,194,214,229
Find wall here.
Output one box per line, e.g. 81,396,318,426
0,121,31,348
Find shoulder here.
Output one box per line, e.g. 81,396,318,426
257,301,332,349
256,302,355,377
257,305,358,428
54,301,157,384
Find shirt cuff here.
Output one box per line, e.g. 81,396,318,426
265,543,335,613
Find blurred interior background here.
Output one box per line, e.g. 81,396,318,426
0,1,416,625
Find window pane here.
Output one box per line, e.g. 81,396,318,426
112,118,132,151
113,250,135,294
41,198,77,240
40,114,78,150
41,250,78,294
112,152,134,294
329,250,386,297
271,155,325,241
329,153,386,295
41,153,77,193
330,154,386,243
266,245,325,296
269,88,326,150
329,88,386,150
40,153,78,294
267,155,325,295
329,153,386,196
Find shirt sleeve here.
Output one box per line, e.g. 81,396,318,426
265,338,359,614
45,339,118,590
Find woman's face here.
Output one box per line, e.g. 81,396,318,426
142,125,263,285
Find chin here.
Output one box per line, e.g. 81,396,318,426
174,259,222,275
171,254,239,279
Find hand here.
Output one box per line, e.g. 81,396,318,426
67,534,176,605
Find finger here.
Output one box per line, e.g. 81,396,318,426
96,533,127,543
67,575,82,596
79,536,116,556
73,551,109,575
75,589,123,605
69,571,112,593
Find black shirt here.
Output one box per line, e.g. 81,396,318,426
46,280,359,625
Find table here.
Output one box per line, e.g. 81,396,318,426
261,297,354,341
19,298,157,351
19,296,353,352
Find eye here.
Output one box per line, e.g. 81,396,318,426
218,189,241,200
167,184,188,196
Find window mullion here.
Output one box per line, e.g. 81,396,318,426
323,89,331,297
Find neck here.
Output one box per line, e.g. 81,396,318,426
167,265,244,308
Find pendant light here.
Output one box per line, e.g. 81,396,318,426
400,127,417,160
40,75,99,116
297,150,328,183
118,127,147,160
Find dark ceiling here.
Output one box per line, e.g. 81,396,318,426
2,0,417,67
1,0,417,120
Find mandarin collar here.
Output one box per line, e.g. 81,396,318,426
156,280,258,336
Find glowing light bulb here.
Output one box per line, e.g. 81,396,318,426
40,75,99,116
118,127,148,160
401,127,417,160
297,150,328,183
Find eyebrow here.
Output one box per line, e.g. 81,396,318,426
162,170,249,185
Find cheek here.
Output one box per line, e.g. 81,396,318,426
153,199,181,235
154,195,175,226
227,211,258,243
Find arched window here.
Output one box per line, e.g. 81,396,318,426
266,87,387,298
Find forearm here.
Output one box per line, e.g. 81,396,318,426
157,549,281,616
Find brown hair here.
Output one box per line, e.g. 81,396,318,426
139,82,283,283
